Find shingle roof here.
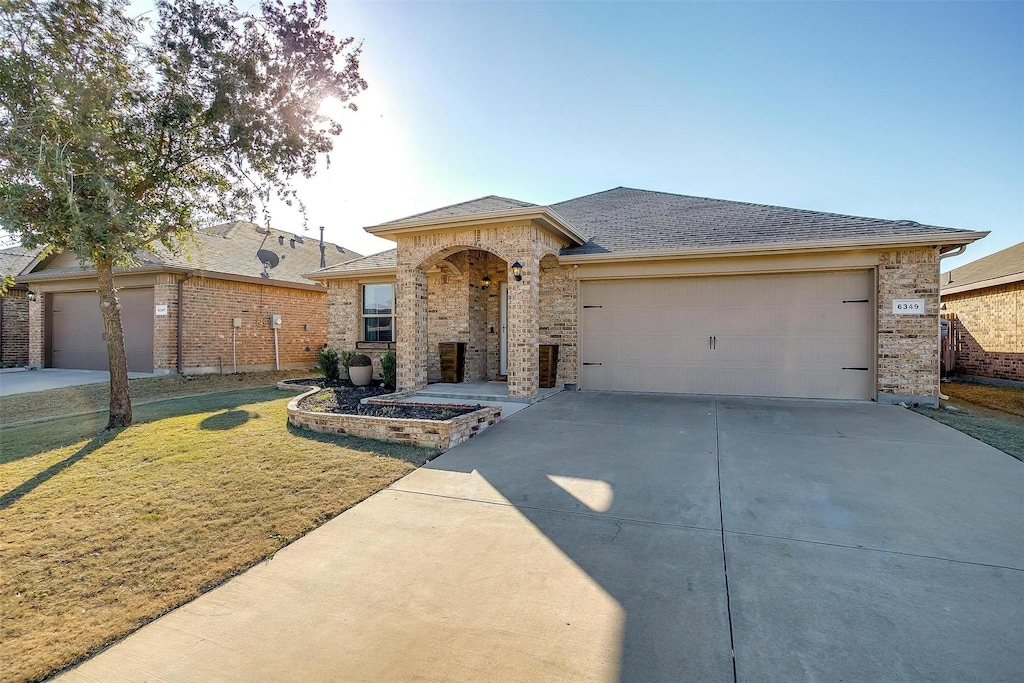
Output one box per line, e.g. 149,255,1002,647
0,246,40,279
941,242,1024,292
552,187,978,256
381,196,536,225
309,248,397,277
22,222,361,285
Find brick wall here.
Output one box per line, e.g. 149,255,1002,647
538,255,578,386
176,276,327,373
942,281,1023,382
877,247,941,405
0,289,29,366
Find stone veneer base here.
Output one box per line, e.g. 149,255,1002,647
284,384,502,450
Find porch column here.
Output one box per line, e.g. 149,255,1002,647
396,266,428,391
506,254,539,398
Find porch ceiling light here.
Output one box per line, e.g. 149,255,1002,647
481,275,491,291
26,290,36,302
511,261,523,282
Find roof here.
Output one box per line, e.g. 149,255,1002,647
313,186,987,280
309,248,397,278
20,222,362,286
941,242,1024,295
0,246,40,280
553,187,982,257
380,196,536,225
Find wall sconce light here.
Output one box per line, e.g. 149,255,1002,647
26,290,36,302
511,261,523,282
481,275,491,291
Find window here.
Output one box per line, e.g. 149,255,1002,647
362,283,395,342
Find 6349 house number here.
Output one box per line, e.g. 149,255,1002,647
892,299,925,314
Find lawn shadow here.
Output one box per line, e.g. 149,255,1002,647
1,388,287,464
0,431,118,511
200,410,257,430
285,421,434,466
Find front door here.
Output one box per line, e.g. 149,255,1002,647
499,281,508,375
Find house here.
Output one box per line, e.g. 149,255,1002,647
0,245,40,367
940,242,1023,383
307,187,987,408
15,222,361,374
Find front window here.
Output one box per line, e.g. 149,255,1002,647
362,283,395,342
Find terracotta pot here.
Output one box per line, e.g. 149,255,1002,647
349,365,373,386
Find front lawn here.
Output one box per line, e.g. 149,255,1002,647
912,380,1024,461
0,388,433,683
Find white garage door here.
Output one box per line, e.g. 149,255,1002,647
580,271,874,399
49,289,155,372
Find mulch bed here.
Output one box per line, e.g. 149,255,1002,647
288,379,479,421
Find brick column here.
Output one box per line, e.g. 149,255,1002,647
396,266,428,391
27,291,45,368
506,255,539,398
876,247,941,407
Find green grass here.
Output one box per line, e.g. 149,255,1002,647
0,388,433,683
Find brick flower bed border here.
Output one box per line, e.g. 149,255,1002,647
280,382,502,450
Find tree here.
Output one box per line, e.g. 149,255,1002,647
0,0,366,428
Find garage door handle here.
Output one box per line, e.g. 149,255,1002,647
583,362,602,366
842,367,869,371
843,299,869,303
582,305,602,309
709,335,716,350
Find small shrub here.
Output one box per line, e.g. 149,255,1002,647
340,349,357,376
318,346,340,381
380,350,397,390
348,353,372,367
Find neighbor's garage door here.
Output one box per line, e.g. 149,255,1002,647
580,271,874,399
49,289,155,372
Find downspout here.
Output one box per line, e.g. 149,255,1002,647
937,245,967,401
176,273,193,374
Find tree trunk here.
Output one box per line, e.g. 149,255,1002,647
97,259,133,428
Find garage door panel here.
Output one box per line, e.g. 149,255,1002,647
50,289,154,372
580,271,874,400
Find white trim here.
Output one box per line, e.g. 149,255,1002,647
361,282,396,343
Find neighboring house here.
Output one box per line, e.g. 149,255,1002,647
16,222,361,374
940,242,1023,382
0,245,41,367
308,187,986,408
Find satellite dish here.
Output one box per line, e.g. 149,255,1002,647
256,249,280,269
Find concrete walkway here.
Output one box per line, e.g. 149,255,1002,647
0,368,160,397
57,393,1024,682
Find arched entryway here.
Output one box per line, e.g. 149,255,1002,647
420,248,510,384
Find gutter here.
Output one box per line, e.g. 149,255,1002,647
558,231,990,265
940,271,1024,296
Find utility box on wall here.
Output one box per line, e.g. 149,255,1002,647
269,314,282,329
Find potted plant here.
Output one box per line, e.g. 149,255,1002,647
348,353,373,386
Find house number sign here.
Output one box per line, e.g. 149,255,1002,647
892,299,925,315
155,305,168,316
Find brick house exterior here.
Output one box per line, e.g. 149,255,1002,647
16,222,360,374
0,246,39,367
940,242,1023,383
309,188,986,407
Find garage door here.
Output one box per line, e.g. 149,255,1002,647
49,289,155,372
580,271,874,399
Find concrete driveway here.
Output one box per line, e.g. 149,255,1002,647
57,393,1023,682
0,368,160,396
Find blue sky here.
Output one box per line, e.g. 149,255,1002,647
160,1,1024,267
